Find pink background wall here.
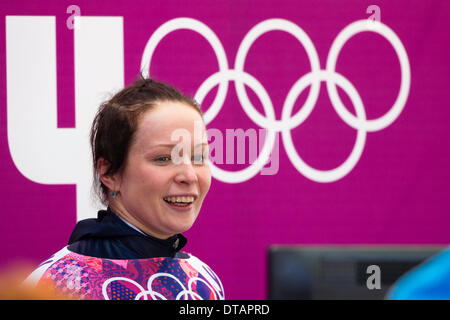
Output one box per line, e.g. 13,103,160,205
1,0,450,299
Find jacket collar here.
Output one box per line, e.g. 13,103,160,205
68,207,187,257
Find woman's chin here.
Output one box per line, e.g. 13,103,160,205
161,214,198,235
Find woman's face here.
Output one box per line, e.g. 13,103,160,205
112,101,211,239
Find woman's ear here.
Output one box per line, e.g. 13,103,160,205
97,158,120,192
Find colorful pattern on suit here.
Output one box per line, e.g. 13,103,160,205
26,247,225,300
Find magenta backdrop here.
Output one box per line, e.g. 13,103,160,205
1,0,450,299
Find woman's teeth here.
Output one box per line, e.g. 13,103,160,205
163,196,195,206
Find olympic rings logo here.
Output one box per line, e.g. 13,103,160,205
102,272,222,300
140,18,411,183
101,259,224,300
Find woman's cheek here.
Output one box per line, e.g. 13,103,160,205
201,167,212,195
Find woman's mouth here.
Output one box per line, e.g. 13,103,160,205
163,195,196,209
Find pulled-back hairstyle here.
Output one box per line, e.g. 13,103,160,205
90,75,202,205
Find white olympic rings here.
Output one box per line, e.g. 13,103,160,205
102,272,218,300
140,18,411,183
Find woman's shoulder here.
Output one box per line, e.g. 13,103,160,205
24,246,73,287
176,252,225,298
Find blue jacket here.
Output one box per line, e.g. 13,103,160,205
388,247,450,300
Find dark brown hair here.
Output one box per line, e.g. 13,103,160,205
90,75,202,205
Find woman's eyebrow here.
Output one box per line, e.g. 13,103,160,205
152,142,209,148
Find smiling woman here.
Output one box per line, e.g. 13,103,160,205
24,76,224,300
99,100,211,241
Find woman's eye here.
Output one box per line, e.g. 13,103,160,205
192,153,209,164
192,154,204,163
155,156,170,163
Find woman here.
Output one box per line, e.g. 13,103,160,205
25,76,224,300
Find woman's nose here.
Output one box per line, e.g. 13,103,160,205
174,161,198,184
